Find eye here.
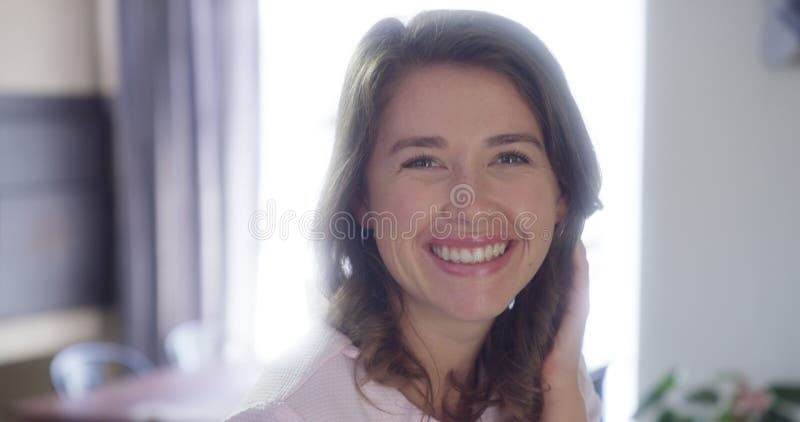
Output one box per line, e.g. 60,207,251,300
401,154,441,169
494,150,531,165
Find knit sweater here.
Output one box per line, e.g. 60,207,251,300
227,323,602,421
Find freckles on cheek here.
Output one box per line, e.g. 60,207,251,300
371,182,437,237
395,202,430,239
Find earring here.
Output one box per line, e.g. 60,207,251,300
556,223,566,240
507,297,515,310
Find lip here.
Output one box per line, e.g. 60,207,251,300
425,239,514,277
427,234,509,248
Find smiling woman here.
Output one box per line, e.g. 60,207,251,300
230,9,602,422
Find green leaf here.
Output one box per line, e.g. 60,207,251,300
657,410,694,422
769,385,800,404
635,370,678,418
717,410,735,422
760,406,795,422
687,387,719,404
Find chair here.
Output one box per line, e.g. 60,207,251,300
164,320,222,372
590,365,608,400
50,342,154,399
589,365,608,422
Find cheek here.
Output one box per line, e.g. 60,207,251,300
498,182,559,236
368,183,437,240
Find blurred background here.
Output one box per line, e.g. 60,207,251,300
0,0,797,421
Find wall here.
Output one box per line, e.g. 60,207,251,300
640,0,800,396
0,0,99,94
0,0,117,402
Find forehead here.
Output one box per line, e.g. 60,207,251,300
375,64,543,149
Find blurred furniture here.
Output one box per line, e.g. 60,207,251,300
589,365,608,422
164,320,222,372
50,342,154,399
590,365,608,400
8,361,262,422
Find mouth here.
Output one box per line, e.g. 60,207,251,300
425,239,514,277
429,241,511,264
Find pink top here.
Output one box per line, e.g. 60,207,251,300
227,323,602,421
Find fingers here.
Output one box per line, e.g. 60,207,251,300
558,240,590,357
543,240,592,384
570,239,590,321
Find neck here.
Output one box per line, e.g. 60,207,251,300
395,302,493,420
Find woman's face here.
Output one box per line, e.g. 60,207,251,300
363,64,566,325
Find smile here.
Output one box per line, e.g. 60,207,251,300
430,242,510,264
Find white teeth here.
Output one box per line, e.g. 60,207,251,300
473,247,484,263
450,247,461,263
432,242,510,264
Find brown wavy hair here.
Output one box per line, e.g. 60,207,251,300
313,9,602,422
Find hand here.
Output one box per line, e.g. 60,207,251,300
540,240,590,421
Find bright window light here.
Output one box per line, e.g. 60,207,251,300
256,2,643,420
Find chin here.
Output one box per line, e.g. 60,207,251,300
438,294,514,323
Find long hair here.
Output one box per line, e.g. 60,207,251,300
313,10,602,421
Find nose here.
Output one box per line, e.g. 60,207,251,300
448,182,478,212
445,164,482,211
441,168,505,235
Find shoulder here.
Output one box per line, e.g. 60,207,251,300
226,323,371,421
236,324,352,407
227,403,305,422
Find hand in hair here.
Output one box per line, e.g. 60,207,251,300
540,240,591,422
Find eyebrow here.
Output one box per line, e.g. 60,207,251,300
389,136,446,155
485,133,544,150
389,133,543,155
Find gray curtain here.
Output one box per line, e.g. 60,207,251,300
113,0,260,362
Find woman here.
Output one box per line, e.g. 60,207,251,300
230,9,603,422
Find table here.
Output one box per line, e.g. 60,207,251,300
6,361,263,421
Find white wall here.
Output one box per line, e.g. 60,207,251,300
640,0,800,394
0,0,99,94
